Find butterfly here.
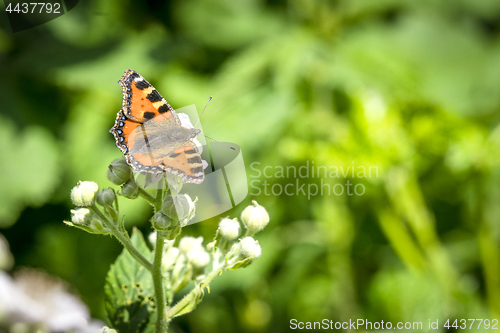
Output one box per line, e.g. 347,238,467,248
109,69,205,184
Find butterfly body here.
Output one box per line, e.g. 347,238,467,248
109,69,205,184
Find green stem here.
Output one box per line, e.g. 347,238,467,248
91,204,153,272
243,229,255,238
212,238,227,270
138,188,156,206
153,232,168,333
167,265,225,320
152,182,168,332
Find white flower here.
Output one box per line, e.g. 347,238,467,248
178,236,204,255
206,240,216,252
162,247,180,269
148,232,157,248
0,269,90,331
178,236,210,268
218,218,241,240
241,201,270,234
70,208,92,225
71,181,99,207
240,237,262,259
99,326,118,333
187,249,210,268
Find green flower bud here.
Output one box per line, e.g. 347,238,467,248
70,181,99,207
151,211,177,231
240,237,262,259
161,224,182,240
162,196,178,219
166,173,183,195
96,188,115,206
187,249,210,268
121,179,139,199
218,218,241,240
241,201,269,235
100,327,118,333
107,158,132,185
162,194,196,226
70,208,92,225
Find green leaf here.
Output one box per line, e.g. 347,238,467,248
169,287,205,319
227,257,253,270
104,228,156,333
0,116,60,227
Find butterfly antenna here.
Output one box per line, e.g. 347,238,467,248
204,135,237,151
194,96,212,128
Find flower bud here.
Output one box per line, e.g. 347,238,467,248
166,173,183,195
162,194,196,225
65,210,109,235
151,211,177,231
107,158,132,185
70,181,99,207
187,249,210,268
241,201,269,235
70,208,92,225
226,242,242,260
101,327,118,333
179,236,204,255
218,218,241,240
148,232,157,247
121,179,139,199
240,237,262,259
161,224,182,240
162,246,180,269
206,241,216,252
96,188,115,206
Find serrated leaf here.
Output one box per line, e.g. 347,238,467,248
105,228,156,333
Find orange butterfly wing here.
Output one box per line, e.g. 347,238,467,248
110,70,205,183
132,141,204,184
118,69,179,124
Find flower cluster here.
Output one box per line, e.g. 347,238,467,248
64,181,112,235
63,158,270,332
214,201,269,270
143,201,270,318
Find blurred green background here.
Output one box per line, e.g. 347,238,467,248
1,0,500,331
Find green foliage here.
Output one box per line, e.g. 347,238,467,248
105,229,156,333
0,116,60,227
2,0,500,331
